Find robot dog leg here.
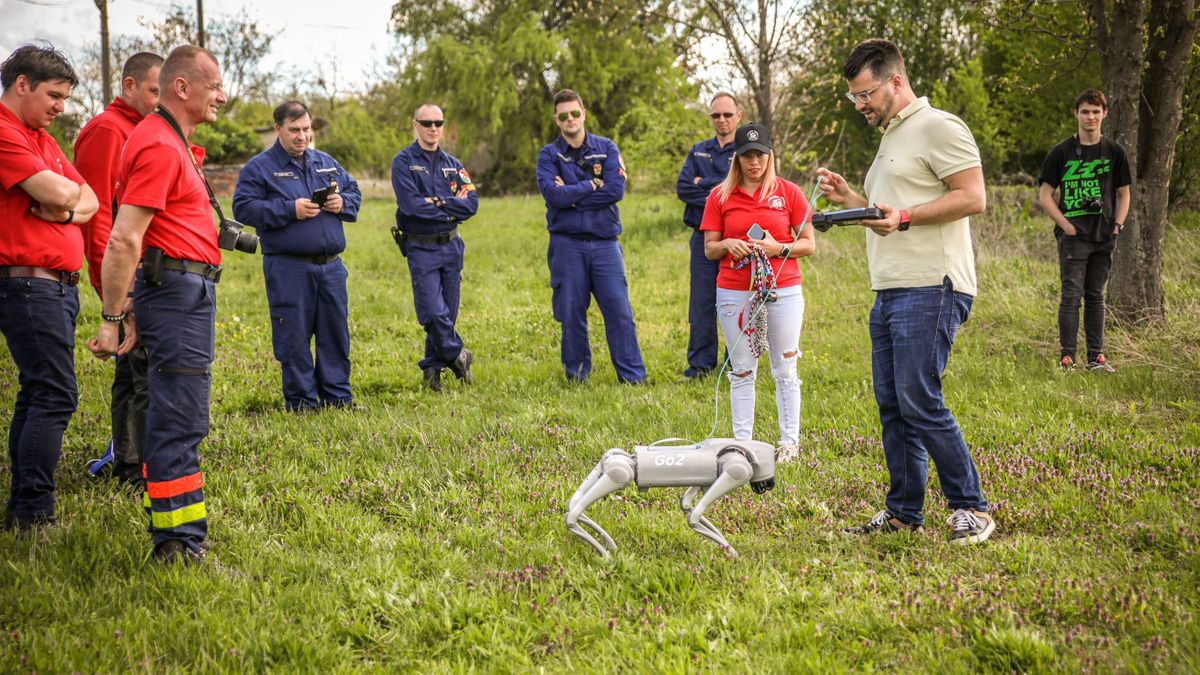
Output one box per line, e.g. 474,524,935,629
565,439,775,559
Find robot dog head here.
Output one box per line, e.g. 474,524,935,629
716,440,775,494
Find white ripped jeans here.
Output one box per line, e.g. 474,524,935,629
716,285,804,445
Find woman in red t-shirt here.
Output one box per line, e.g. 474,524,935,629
699,124,815,462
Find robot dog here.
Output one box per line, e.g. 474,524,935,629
566,438,775,558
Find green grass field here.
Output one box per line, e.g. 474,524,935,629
2,190,1198,672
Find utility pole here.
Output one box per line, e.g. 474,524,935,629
197,0,206,48
96,0,111,102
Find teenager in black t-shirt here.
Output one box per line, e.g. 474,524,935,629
1038,89,1132,372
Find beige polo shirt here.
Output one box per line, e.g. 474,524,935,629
863,97,981,296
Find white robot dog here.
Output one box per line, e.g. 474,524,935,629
565,438,776,558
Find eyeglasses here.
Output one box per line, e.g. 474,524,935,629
845,81,884,104
709,112,736,119
415,119,444,128
556,110,583,122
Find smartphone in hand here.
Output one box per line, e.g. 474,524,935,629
747,223,766,240
312,187,331,206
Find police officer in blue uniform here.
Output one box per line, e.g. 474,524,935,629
390,103,478,392
233,100,361,411
536,89,646,384
676,93,742,379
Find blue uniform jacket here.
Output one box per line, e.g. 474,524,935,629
536,133,625,239
390,141,479,236
677,136,735,227
232,140,361,257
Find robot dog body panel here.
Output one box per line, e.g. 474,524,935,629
566,438,776,558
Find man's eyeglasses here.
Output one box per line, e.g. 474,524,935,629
709,112,736,119
556,110,583,122
845,82,885,104
415,119,445,128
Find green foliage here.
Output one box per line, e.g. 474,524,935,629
192,116,260,164
383,0,701,193
1,194,1198,670
931,56,1014,178
316,103,406,178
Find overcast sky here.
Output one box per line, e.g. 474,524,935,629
0,0,398,92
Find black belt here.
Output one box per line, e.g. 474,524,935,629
163,256,222,282
555,232,613,242
275,253,340,265
0,266,80,286
401,227,458,245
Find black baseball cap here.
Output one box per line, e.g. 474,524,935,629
734,124,772,155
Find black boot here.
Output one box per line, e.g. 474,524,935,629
449,347,473,384
423,367,443,392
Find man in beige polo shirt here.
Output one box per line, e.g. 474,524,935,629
817,39,994,545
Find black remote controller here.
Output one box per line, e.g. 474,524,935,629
811,206,886,232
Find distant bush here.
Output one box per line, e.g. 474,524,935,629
193,117,260,164
316,105,405,179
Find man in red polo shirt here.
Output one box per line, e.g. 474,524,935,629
87,45,226,563
74,51,163,486
0,45,98,532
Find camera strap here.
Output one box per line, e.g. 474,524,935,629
152,106,230,225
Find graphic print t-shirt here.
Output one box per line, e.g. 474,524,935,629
1039,136,1131,242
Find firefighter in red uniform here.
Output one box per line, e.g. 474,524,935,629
0,45,98,531
73,51,163,485
87,45,228,563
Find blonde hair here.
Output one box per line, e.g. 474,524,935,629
717,151,778,204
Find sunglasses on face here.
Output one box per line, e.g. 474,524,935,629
709,112,736,119
415,119,444,128
556,110,583,122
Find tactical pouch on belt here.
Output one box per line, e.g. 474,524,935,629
142,246,165,287
390,224,407,257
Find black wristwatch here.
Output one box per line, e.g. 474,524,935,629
58,209,74,224
101,311,127,323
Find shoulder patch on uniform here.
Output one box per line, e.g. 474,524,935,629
458,168,473,184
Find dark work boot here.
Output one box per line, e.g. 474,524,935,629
423,367,443,392
153,539,207,564
449,347,474,384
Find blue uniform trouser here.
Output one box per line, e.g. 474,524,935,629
547,234,646,383
0,278,78,520
869,277,987,526
263,255,352,410
405,237,465,371
136,269,213,552
686,227,720,374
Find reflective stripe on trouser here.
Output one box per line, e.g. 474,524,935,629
135,269,214,550
405,237,465,370
546,234,646,383
263,255,352,410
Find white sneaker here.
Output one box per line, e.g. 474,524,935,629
947,508,995,545
776,441,799,463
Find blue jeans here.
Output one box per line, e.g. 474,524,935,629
870,278,987,525
405,237,466,371
686,227,720,374
136,270,214,551
264,255,352,410
547,234,646,383
0,278,79,520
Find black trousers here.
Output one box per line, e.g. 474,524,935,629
110,321,149,481
1057,235,1115,361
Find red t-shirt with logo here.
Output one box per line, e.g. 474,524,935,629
0,103,85,270
117,114,220,265
699,177,810,290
